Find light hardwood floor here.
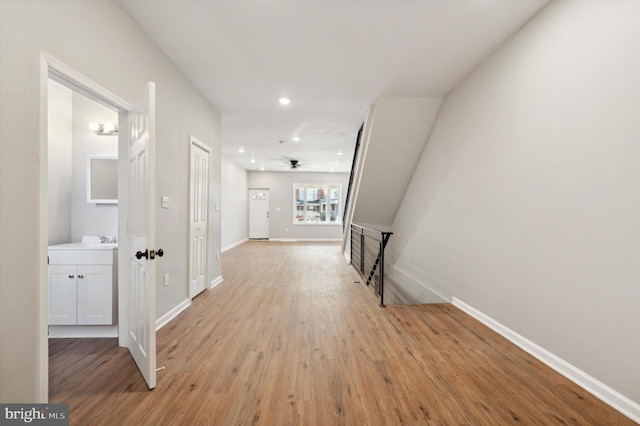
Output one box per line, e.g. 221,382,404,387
49,241,634,425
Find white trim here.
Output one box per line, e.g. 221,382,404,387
43,52,130,112
268,238,342,242
39,51,132,403
388,264,450,304
209,276,224,290
155,299,191,331
452,297,640,423
40,51,163,394
190,135,211,153
37,53,49,403
48,325,118,339
292,182,343,226
86,155,118,204
188,136,211,299
248,188,270,239
222,239,247,252
341,105,376,253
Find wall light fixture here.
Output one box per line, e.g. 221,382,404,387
88,121,118,135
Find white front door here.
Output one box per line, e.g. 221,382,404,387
126,82,157,389
189,137,210,298
249,189,269,239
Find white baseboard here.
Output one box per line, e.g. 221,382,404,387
452,297,640,423
209,275,223,290
48,325,118,338
155,299,191,331
387,265,449,304
268,238,342,242
222,239,247,252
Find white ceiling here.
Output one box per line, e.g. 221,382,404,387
119,0,549,173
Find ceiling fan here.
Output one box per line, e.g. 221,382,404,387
276,158,310,170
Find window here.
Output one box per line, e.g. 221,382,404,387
293,183,341,224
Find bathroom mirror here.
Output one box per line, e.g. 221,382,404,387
87,155,118,204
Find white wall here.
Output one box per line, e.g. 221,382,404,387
221,155,248,250
247,171,349,240
390,0,639,406
0,0,221,402
353,96,441,227
47,79,73,245
70,92,118,241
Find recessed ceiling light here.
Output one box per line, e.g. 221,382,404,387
334,162,340,165
292,136,301,142
278,97,291,105
337,151,343,156
238,147,245,153
260,166,265,171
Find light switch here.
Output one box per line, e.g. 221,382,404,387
161,196,169,209
275,207,281,212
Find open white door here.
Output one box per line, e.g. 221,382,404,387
126,82,157,389
189,137,210,298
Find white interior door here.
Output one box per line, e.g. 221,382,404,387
249,189,270,239
126,82,156,389
189,138,209,298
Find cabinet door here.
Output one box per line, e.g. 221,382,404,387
77,265,113,325
49,265,78,325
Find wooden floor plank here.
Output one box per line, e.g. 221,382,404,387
49,241,634,425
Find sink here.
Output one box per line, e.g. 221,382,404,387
48,242,117,265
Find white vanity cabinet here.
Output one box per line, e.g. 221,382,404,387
48,244,117,326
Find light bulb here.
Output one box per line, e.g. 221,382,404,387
278,97,291,105
103,122,115,133
88,122,100,131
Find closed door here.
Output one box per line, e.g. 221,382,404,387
189,138,210,298
249,189,269,239
126,82,157,389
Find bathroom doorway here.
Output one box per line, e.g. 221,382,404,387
39,52,158,399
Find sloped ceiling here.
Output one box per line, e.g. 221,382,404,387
119,0,549,172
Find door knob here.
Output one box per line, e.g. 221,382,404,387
149,248,165,259
135,249,148,259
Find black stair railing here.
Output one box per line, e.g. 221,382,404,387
349,223,393,306
342,123,363,231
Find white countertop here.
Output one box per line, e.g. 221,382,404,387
48,242,118,250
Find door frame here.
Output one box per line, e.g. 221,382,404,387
188,136,211,298
38,52,133,400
